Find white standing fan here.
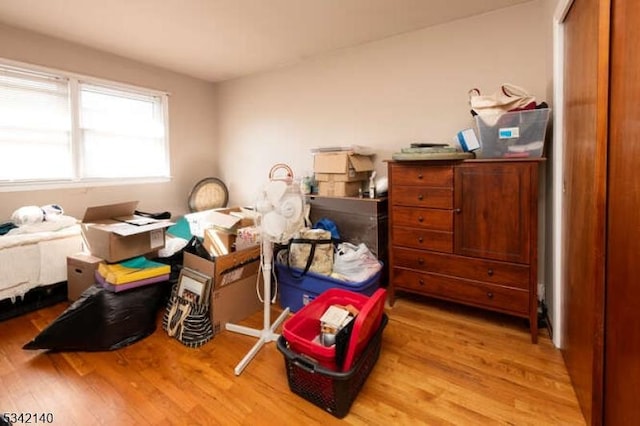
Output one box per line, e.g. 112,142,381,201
226,164,304,375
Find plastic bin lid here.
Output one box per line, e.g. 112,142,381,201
341,288,387,371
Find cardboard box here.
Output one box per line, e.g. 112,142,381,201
67,252,103,301
183,248,263,334
210,273,263,335
184,207,258,239
183,246,261,290
81,201,173,263
314,152,374,181
318,181,363,197
315,171,369,183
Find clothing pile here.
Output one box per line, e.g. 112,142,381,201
469,83,548,119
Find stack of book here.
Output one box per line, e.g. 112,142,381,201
95,256,170,292
391,143,474,161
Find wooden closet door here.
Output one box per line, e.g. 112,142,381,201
561,0,610,424
605,0,640,423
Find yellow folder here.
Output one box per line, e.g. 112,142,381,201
97,256,170,285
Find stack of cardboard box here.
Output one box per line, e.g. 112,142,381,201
182,207,263,334
68,201,173,300
313,152,374,197
70,202,264,337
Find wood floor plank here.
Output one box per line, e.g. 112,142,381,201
0,294,585,425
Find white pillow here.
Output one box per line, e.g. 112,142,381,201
11,206,44,225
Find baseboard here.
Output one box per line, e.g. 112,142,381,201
545,307,554,340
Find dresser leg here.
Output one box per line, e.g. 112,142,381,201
530,313,538,344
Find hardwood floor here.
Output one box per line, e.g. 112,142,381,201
0,294,585,425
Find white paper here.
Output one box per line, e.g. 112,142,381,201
93,221,172,237
320,305,351,329
149,229,165,248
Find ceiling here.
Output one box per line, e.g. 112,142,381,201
0,0,531,83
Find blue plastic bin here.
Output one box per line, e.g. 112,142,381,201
275,262,381,312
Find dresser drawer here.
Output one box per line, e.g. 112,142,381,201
392,186,453,209
392,247,529,289
390,164,453,186
392,206,452,231
392,227,453,252
392,268,529,316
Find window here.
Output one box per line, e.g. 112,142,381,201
79,83,168,179
0,66,71,181
0,60,169,189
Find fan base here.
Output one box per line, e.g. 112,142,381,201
226,308,290,376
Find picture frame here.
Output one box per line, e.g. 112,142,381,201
176,267,212,304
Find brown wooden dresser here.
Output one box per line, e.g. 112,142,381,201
387,159,542,342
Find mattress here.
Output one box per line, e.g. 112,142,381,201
0,223,84,302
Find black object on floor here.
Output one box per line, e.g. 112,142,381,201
23,282,168,352
0,281,68,322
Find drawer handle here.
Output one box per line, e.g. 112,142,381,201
417,258,425,265
418,279,425,286
487,268,494,277
454,208,461,214
418,216,424,222
418,194,424,201
417,173,423,179
418,236,423,243
487,292,494,299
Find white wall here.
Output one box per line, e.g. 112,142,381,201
0,23,219,220
217,0,550,207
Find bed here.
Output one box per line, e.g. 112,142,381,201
0,217,84,310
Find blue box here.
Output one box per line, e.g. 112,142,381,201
275,263,381,312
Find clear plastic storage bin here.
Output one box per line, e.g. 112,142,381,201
474,108,550,158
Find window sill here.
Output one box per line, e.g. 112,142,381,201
0,176,172,192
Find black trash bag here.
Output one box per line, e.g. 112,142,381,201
23,283,166,352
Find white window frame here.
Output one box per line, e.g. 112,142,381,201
0,58,171,192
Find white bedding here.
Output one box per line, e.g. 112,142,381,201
0,222,84,302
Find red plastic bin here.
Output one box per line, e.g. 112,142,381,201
277,314,388,419
282,287,386,372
